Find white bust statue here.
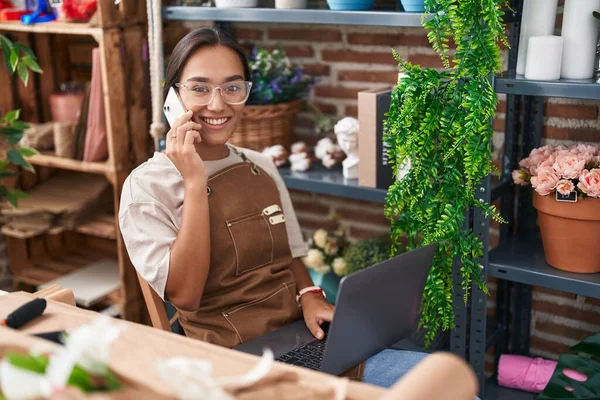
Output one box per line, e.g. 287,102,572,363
334,117,360,179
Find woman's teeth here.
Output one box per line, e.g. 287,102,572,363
202,118,228,126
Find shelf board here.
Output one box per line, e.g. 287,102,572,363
485,380,537,400
494,73,600,100
489,235,600,299
278,164,387,203
74,213,117,240
26,152,114,176
16,250,110,287
0,21,102,36
162,7,430,27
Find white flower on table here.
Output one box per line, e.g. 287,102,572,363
332,257,348,277
312,229,328,249
303,248,325,269
0,316,122,400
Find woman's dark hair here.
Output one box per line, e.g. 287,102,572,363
162,27,251,102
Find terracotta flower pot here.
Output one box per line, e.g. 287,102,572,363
533,192,600,273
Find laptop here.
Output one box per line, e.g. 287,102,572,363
233,242,437,376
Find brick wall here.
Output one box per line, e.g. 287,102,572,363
164,18,600,373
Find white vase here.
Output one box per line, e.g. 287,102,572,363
561,0,600,79
516,0,559,76
215,0,259,7
275,0,307,8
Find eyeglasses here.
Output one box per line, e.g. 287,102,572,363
175,80,253,106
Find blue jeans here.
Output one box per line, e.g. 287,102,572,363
364,349,481,400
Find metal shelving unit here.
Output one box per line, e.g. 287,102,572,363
163,6,430,27
489,235,600,299
279,165,387,203
495,73,600,100
473,0,600,398
486,381,537,400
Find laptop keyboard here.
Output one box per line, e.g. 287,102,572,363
275,339,327,370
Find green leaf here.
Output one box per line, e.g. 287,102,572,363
11,120,29,130
9,48,18,72
7,149,34,172
1,39,11,72
7,191,23,207
0,127,22,136
17,62,29,86
68,365,96,393
3,109,20,123
0,170,18,178
18,146,38,157
104,370,123,391
571,331,600,359
21,55,42,74
6,352,48,374
7,133,23,145
13,42,36,59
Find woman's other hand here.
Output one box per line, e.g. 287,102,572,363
165,110,207,184
301,293,334,340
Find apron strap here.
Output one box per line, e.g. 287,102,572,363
227,145,260,175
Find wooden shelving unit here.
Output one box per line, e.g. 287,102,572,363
26,152,115,176
0,21,102,37
0,0,151,323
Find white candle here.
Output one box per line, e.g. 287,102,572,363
525,36,563,80
561,0,600,79
516,0,559,75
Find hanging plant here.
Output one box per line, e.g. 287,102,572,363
384,0,509,345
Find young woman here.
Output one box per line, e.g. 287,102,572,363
119,27,433,388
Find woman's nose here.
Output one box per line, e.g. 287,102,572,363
207,88,226,112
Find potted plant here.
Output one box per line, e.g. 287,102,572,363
302,226,349,303
513,144,600,273
0,34,40,208
384,0,507,345
228,45,314,151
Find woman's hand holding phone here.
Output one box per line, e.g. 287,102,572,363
165,110,208,185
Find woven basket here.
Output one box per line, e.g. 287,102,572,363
228,100,301,151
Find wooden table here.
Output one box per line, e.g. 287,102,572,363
0,291,383,399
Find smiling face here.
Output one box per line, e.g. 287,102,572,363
177,45,247,147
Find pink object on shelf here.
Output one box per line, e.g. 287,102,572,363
498,355,557,393
498,354,588,393
83,47,108,162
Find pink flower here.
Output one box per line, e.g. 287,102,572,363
556,179,575,196
531,154,556,176
553,153,586,180
578,169,600,198
512,169,529,185
574,144,599,155
531,168,560,196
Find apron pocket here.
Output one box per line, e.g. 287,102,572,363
222,283,299,344
227,211,274,275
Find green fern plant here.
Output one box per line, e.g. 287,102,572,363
0,34,42,207
384,0,509,345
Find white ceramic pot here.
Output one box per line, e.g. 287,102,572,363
275,0,308,8
215,0,259,7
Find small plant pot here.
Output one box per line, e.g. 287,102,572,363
214,0,259,7
533,192,600,273
400,0,425,12
326,0,374,11
275,0,308,8
308,269,341,305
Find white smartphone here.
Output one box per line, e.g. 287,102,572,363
163,86,187,128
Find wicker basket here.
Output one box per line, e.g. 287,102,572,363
228,100,302,151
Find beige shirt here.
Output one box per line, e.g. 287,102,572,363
118,146,308,300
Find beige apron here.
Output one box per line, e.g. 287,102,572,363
175,148,302,348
